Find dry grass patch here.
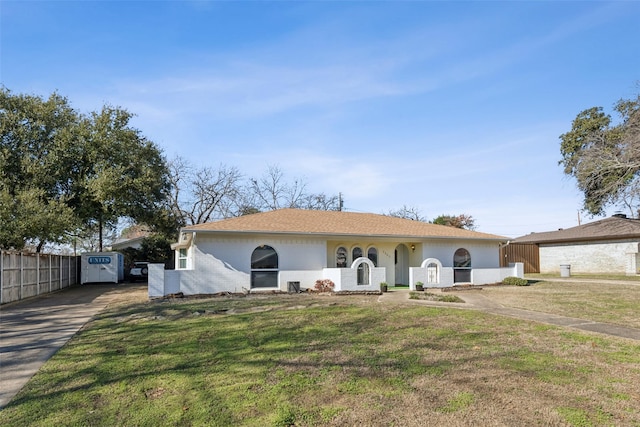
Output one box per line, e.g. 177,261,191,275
480,280,640,328
1,293,639,426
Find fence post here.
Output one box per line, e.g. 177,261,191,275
20,252,23,300
36,253,40,296
49,253,52,293
0,250,3,305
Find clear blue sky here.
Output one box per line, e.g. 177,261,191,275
2,1,639,237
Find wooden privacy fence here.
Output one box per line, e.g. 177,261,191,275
0,251,80,305
500,243,540,274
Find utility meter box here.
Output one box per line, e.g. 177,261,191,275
81,252,124,284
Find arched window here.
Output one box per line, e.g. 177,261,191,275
336,246,348,268
251,245,278,288
357,262,370,286
367,247,378,267
352,247,363,261
453,248,471,283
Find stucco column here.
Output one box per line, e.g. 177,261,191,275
626,251,639,275
148,263,166,298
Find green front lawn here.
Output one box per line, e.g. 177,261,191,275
1,294,640,426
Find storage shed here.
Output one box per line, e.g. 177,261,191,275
81,252,124,284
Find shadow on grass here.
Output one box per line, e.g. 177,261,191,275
5,295,640,426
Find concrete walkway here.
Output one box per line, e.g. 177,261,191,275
0,283,146,409
378,288,640,341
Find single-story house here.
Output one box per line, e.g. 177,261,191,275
110,236,147,252
109,225,152,251
149,209,523,298
513,214,640,275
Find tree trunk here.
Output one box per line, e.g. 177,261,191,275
98,216,103,252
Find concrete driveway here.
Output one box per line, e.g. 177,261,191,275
0,283,146,409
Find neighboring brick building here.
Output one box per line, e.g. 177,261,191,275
513,214,640,275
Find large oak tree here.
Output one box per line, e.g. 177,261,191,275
560,92,640,216
0,88,170,251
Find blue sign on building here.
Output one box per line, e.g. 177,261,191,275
88,256,111,265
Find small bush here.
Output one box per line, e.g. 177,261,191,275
502,276,529,286
314,279,335,292
438,294,465,303
409,292,464,303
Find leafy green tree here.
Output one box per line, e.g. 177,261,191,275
0,88,171,251
76,106,171,249
139,235,174,267
0,88,80,250
560,92,640,216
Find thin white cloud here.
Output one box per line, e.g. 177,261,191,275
106,2,626,130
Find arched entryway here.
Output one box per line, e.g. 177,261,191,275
394,244,410,285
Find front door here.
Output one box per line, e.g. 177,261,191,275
394,244,409,285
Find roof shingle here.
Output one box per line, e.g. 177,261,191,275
183,208,507,241
513,216,640,244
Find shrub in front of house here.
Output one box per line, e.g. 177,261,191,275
314,279,335,292
409,292,464,303
502,276,529,286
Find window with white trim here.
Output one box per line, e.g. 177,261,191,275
251,245,278,288
336,246,348,268
178,248,188,269
367,247,378,267
453,248,471,283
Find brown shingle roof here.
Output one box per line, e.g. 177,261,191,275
514,216,640,244
183,208,507,241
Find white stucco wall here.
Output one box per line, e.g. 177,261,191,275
196,235,327,272
150,233,506,297
164,235,328,295
279,270,325,291
409,263,523,288
540,240,640,274
421,240,501,268
322,265,385,292
472,263,524,284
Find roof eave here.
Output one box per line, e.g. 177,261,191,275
524,235,640,245
180,228,507,242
